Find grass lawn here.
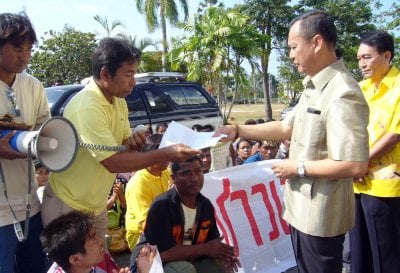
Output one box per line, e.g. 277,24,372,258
222,103,286,124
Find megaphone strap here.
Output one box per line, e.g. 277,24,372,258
0,140,35,242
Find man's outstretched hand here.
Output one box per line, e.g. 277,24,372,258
213,125,238,142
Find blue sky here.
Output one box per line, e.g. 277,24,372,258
5,1,394,76
3,0,281,75
3,0,241,40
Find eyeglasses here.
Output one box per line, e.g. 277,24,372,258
6,88,20,117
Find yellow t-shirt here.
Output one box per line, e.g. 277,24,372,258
125,168,170,249
354,66,400,197
49,79,131,215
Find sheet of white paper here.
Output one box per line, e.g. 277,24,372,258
148,251,163,273
159,121,226,149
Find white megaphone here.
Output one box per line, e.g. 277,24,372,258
0,117,78,172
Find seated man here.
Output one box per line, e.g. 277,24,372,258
143,156,240,273
40,211,132,273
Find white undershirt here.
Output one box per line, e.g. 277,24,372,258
181,203,196,245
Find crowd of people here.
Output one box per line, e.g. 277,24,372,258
0,9,398,273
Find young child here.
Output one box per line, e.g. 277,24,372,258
40,211,131,273
35,161,49,203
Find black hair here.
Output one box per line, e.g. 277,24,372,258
245,119,256,125
142,133,163,152
40,211,94,271
256,118,265,124
290,10,337,48
34,160,44,170
236,138,252,150
0,12,37,48
155,122,168,132
200,124,214,132
191,124,203,131
92,37,141,80
170,156,202,175
360,30,394,62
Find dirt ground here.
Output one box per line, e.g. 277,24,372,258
223,103,286,124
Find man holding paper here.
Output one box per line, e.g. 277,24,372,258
215,10,369,273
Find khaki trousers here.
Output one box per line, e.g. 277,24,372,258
41,184,108,240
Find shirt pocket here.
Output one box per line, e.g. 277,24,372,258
296,112,326,147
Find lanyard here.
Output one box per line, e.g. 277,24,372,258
0,139,33,242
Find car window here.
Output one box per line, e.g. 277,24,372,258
144,89,174,113
126,94,147,115
45,89,64,107
161,86,209,105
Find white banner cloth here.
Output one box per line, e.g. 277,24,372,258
202,160,296,273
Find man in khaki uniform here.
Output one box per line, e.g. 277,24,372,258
215,10,369,273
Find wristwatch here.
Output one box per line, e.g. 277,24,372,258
297,161,306,177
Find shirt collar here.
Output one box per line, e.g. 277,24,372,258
86,77,113,106
302,58,346,92
359,65,400,92
380,65,400,90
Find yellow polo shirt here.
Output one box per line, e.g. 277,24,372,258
354,66,400,197
49,79,131,215
125,168,170,249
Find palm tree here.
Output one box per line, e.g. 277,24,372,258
134,0,189,72
121,34,159,51
197,0,224,13
169,6,263,122
93,15,126,38
122,34,162,72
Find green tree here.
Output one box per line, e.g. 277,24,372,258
275,0,379,100
170,6,262,122
296,0,378,79
197,0,224,13
376,2,400,66
277,54,303,106
94,15,126,37
134,0,189,72
119,34,162,72
28,27,96,86
128,35,159,51
241,0,294,121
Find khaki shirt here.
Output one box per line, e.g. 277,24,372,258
282,59,369,237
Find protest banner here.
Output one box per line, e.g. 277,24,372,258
202,159,296,273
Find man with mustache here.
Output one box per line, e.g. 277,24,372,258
215,10,369,273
